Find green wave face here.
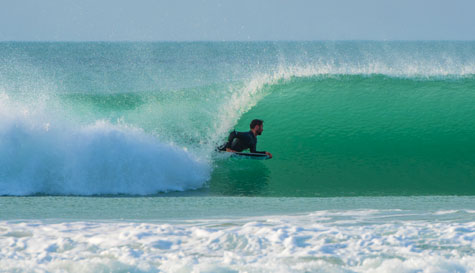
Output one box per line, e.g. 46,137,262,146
210,75,475,196
2,42,475,196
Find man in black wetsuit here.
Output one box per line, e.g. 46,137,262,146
219,119,273,158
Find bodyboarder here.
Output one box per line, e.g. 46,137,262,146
218,119,273,159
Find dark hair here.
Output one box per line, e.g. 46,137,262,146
250,119,263,129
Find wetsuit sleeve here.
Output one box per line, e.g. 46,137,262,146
249,142,266,154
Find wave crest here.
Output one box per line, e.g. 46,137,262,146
0,93,210,196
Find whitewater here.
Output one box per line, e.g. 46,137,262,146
2,196,475,272
1,41,475,272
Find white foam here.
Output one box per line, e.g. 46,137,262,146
1,212,475,272
434,210,459,215
0,93,210,195
275,60,475,78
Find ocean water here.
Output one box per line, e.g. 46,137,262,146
1,41,475,272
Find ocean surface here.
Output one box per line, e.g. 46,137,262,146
1,41,475,272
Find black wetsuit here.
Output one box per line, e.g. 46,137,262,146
218,130,266,154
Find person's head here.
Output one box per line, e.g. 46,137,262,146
250,119,264,135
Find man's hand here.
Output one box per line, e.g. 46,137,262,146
265,152,273,159
226,148,237,153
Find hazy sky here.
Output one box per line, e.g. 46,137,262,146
1,0,474,41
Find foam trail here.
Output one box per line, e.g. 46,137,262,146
0,93,210,195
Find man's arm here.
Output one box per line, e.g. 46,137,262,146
249,142,267,154
250,144,273,158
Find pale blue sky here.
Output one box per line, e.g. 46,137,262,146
1,0,474,41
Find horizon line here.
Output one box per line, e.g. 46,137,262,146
1,39,474,43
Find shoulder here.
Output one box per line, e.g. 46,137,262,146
237,131,251,137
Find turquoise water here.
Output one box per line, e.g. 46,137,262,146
216,75,475,196
1,42,475,272
1,41,474,196
1,196,475,221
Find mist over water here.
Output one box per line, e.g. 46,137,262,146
1,41,475,196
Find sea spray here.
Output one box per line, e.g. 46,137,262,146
0,93,209,195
